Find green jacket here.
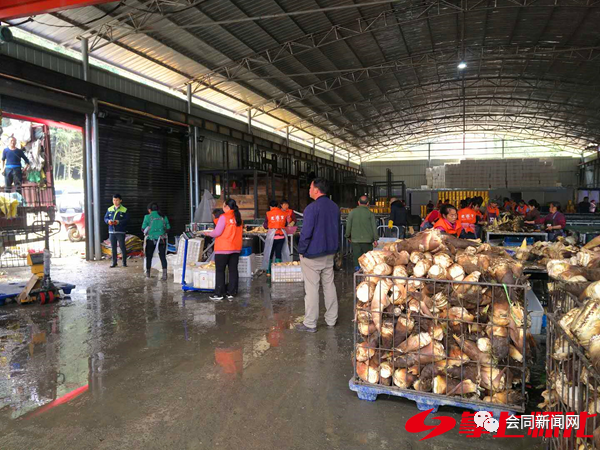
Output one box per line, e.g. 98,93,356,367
142,211,171,240
345,206,378,244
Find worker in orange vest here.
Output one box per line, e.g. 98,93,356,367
485,199,501,224
457,198,478,239
280,199,296,226
434,204,463,236
264,200,288,276
515,200,529,216
206,199,243,301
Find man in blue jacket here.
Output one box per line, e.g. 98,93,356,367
104,193,129,268
296,178,340,333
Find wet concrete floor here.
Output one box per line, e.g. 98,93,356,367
0,257,542,450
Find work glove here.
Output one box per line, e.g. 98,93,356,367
388,220,393,229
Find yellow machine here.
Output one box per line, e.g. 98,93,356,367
18,251,60,304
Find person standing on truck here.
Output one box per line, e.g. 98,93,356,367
2,136,30,194
104,194,129,268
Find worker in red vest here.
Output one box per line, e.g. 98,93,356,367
420,207,441,231
485,199,501,224
458,198,478,239
434,204,463,236
264,200,287,276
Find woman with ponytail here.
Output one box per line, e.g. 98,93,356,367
207,198,243,300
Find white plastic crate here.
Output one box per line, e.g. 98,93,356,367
193,268,215,290
271,264,303,282
175,238,204,266
526,289,544,335
251,254,264,272
238,256,253,278
173,265,194,284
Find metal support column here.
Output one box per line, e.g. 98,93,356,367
312,137,316,155
386,168,392,200
253,170,258,219
247,109,252,134
91,99,102,261
188,128,194,223
81,38,93,260
501,139,505,159
194,126,199,212
428,143,431,168
187,85,194,222
332,146,336,162
286,126,290,148
187,84,192,114
84,113,94,261
81,38,90,81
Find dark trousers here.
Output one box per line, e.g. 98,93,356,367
145,239,167,271
4,167,22,193
352,242,373,268
270,238,285,260
215,253,239,296
110,232,127,266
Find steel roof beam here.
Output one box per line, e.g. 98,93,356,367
185,0,597,93
242,44,600,118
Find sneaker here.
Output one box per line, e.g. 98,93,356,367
226,295,234,301
327,322,337,328
295,323,317,333
161,272,167,281
110,264,117,268
123,263,127,267
209,295,224,301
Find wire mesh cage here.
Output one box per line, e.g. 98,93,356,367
545,313,600,449
352,271,530,412
1,185,60,268
548,281,586,318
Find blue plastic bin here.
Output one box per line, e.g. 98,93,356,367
503,236,534,247
240,246,253,257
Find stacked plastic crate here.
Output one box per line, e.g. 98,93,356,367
271,262,303,282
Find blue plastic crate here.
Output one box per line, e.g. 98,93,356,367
240,246,253,257
503,236,534,247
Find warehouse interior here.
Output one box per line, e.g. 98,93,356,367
1,0,600,448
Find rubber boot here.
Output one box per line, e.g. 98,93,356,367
161,271,167,281
275,258,282,264
146,270,151,278
267,260,272,277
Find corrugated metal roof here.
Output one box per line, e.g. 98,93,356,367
8,0,600,158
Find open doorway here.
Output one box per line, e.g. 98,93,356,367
1,113,85,267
